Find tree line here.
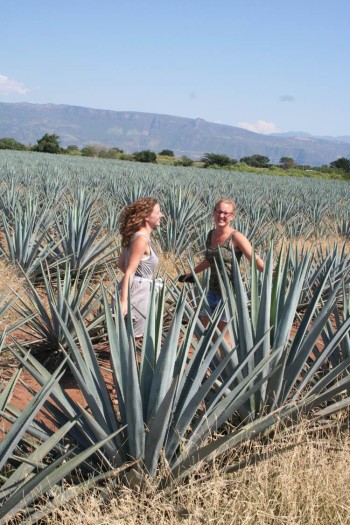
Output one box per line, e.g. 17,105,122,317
0,134,349,174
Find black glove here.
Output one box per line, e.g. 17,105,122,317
178,274,195,283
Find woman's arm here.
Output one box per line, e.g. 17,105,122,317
179,258,210,281
179,231,212,282
120,236,149,315
117,248,127,272
193,258,211,274
232,231,264,272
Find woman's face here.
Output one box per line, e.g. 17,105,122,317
213,202,234,227
145,203,163,229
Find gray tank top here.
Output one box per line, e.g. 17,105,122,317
126,232,159,280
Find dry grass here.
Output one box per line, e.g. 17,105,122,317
37,422,350,525
0,259,27,379
271,231,350,256
0,259,26,324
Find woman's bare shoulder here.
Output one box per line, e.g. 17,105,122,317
231,230,245,240
231,230,250,248
132,231,150,242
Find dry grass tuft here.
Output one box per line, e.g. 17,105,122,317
42,422,350,525
0,259,28,325
0,258,25,301
0,259,27,376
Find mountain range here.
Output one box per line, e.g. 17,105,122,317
0,101,349,166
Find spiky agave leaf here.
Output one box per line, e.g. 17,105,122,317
4,341,123,465
156,186,209,256
0,197,58,277
0,426,126,525
8,261,105,367
52,190,115,273
0,359,67,471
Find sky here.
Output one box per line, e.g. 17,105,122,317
1,0,349,137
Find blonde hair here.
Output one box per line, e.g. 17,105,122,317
214,198,236,216
119,197,158,246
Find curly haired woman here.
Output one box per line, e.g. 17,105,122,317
117,197,163,337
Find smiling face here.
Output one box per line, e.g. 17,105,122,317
145,203,163,229
213,201,235,227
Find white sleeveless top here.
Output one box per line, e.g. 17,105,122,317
126,232,159,280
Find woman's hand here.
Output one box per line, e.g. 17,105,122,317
179,259,210,283
178,273,195,283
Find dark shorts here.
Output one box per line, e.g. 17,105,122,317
200,290,227,322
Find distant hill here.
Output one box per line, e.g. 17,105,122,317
0,102,349,166
272,131,350,143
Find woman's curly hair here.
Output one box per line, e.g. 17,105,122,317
119,197,158,247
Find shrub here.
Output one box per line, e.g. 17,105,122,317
133,150,157,163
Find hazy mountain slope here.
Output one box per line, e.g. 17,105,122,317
0,102,349,165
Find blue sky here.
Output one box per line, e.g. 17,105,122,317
1,0,349,136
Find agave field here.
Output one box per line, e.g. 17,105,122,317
0,150,350,523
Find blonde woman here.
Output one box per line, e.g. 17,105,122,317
117,197,163,337
180,198,264,328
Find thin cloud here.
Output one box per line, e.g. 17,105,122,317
279,95,295,102
0,74,29,95
236,120,281,134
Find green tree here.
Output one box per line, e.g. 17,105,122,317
97,147,124,159
81,146,95,156
32,133,62,154
0,137,27,151
175,156,194,167
133,150,157,163
81,145,107,157
201,153,236,168
330,157,350,173
279,156,296,169
159,149,174,157
240,154,270,168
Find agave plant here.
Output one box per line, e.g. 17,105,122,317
0,283,277,522
1,246,350,522
8,261,105,368
337,209,350,238
0,196,58,277
0,179,21,221
102,201,121,233
267,195,300,224
156,187,209,256
176,242,350,422
0,355,131,524
118,178,161,206
320,281,350,369
298,243,350,309
52,189,115,273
